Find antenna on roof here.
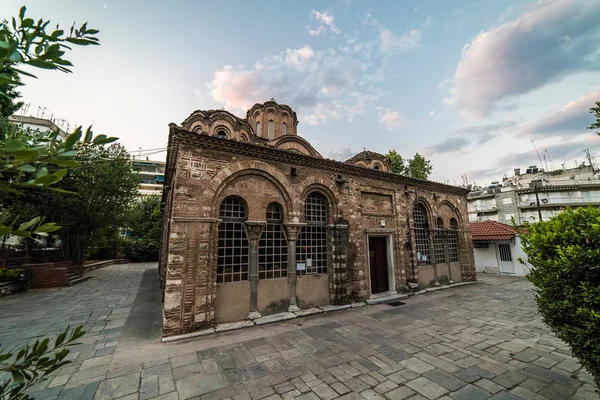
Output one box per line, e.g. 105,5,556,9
531,141,544,169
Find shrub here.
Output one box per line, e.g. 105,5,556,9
0,269,23,283
519,207,600,390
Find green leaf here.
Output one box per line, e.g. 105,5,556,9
36,167,49,178
36,222,61,233
53,169,68,179
84,126,93,144
32,175,60,186
64,130,82,150
5,139,24,152
26,59,57,70
92,134,107,144
48,159,79,167
16,165,36,173
60,150,78,157
19,6,27,20
18,216,41,231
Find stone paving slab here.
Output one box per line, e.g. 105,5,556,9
1,266,599,399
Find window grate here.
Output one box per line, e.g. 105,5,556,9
259,203,288,279
217,197,249,282
498,244,512,262
305,193,327,223
448,218,459,262
282,122,287,135
297,192,328,274
433,218,446,264
256,121,261,136
297,225,327,275
413,204,431,265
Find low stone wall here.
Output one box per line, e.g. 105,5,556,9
0,281,20,297
21,263,68,288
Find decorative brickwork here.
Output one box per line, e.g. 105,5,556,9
159,101,476,337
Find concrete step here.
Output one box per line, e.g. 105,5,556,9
66,276,91,286
365,293,409,305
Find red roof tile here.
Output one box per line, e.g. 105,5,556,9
470,220,517,241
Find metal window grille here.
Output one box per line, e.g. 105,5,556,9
268,120,274,140
256,121,261,136
448,219,459,262
498,244,512,262
297,226,327,275
259,204,288,279
304,192,327,223
282,122,287,135
217,197,249,283
434,218,446,264
297,192,328,274
413,204,431,265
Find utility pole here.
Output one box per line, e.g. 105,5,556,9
533,181,543,222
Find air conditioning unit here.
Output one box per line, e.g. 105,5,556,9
541,199,548,204
529,202,536,206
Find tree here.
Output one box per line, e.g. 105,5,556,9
123,196,162,261
385,150,433,180
589,101,600,135
39,144,140,264
386,149,406,175
407,152,433,180
519,207,600,391
1,7,111,239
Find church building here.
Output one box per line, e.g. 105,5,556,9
159,100,476,337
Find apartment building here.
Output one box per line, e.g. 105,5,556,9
468,164,600,225
132,159,165,197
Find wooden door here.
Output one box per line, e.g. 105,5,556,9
369,237,389,294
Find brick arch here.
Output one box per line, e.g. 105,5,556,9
297,177,338,223
412,197,434,226
439,200,463,226
209,161,298,218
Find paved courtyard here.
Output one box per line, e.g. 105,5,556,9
0,263,597,400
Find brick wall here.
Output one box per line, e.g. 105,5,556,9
159,135,476,337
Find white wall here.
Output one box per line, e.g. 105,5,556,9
473,238,530,276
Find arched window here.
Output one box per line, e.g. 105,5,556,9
259,203,288,279
433,218,446,264
373,163,381,170
217,129,227,139
217,197,249,282
448,218,459,262
268,120,274,140
413,204,431,265
297,192,328,274
256,121,261,136
282,122,287,135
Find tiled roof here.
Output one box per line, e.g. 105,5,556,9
470,220,517,241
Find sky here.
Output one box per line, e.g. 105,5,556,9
2,0,600,186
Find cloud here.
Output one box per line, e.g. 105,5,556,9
467,135,600,182
444,0,600,118
328,148,355,161
427,120,516,154
515,85,600,138
207,46,381,125
307,10,340,36
380,17,432,53
378,109,406,131
361,13,378,26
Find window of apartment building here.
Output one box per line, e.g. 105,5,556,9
448,218,459,262
259,203,288,279
433,218,446,264
413,204,431,265
217,197,249,283
297,192,328,274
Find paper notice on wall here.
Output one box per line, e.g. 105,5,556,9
296,263,306,271
306,258,312,267
417,252,421,260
